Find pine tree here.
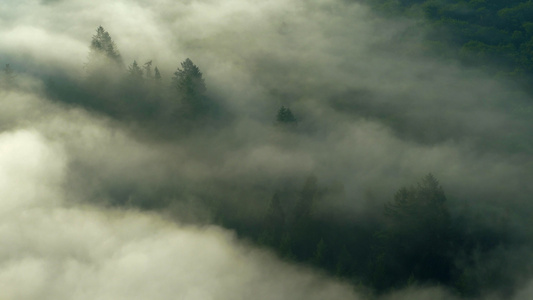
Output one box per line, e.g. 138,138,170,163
143,60,153,79
172,58,207,116
276,106,297,124
86,26,123,71
128,60,143,80
378,174,452,286
172,58,206,96
335,246,353,277
91,26,122,63
154,67,162,81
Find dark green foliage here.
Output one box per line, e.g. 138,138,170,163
376,174,452,288
88,26,123,66
45,27,223,135
154,67,162,81
276,106,297,124
143,60,153,79
172,58,206,97
335,245,354,277
365,0,533,85
245,174,522,296
260,192,286,246
312,238,327,265
128,60,143,80
293,175,318,224
172,58,208,117
279,232,295,259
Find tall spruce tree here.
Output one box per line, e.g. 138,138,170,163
172,58,207,116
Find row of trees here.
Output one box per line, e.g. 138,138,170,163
84,26,210,121
74,26,297,128
255,175,452,289
233,174,515,297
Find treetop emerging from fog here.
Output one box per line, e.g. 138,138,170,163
172,58,206,98
87,26,123,69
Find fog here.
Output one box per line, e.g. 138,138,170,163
0,92,469,300
0,125,361,300
2,0,533,298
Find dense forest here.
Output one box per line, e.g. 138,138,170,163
365,0,533,85
2,0,533,299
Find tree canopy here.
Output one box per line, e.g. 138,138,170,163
128,60,143,80
375,174,452,288
276,106,297,125
172,58,206,98
86,26,123,71
172,58,208,116
366,0,533,84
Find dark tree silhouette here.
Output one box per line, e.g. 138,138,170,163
172,58,206,97
154,67,162,81
143,60,153,79
172,58,207,116
276,106,297,124
374,174,452,289
86,26,123,72
128,60,143,80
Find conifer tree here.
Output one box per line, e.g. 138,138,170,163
172,58,206,98
86,26,123,72
276,106,297,124
128,60,143,80
154,67,162,81
377,174,452,287
172,58,207,116
143,60,153,79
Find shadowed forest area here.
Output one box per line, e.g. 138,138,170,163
2,0,533,299
363,0,533,87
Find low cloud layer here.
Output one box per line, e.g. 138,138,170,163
2,0,533,298
0,116,367,300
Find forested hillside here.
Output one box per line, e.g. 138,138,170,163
365,0,533,84
2,1,533,299
33,25,532,298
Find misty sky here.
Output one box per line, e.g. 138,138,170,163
2,0,533,299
